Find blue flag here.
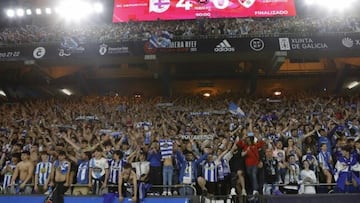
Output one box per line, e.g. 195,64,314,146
228,102,245,117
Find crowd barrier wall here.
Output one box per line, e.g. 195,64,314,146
0,195,190,203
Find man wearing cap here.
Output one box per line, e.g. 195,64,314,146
10,150,34,194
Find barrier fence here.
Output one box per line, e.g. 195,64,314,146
1,182,358,203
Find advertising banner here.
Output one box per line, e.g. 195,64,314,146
277,35,360,51
1,34,360,61
113,0,296,22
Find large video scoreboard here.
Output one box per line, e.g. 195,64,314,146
113,0,296,22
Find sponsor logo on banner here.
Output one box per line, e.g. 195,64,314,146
149,0,170,13
342,37,360,48
33,47,46,59
279,37,328,50
279,38,291,50
239,0,256,8
0,51,20,59
144,40,197,54
58,37,85,57
214,39,235,52
59,47,84,57
250,38,264,51
99,44,129,55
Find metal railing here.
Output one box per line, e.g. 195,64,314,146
0,183,197,196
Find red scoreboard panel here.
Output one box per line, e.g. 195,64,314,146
113,0,296,22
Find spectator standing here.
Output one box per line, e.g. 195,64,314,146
262,147,280,195
1,153,20,194
236,130,265,196
89,147,109,195
334,145,360,193
10,150,34,195
49,150,71,203
159,124,174,196
70,151,92,195
34,151,52,194
299,160,317,194
283,154,300,194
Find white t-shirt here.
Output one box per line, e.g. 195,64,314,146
131,161,150,180
300,169,317,194
89,157,109,179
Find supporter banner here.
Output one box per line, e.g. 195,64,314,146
112,0,296,22
180,134,215,140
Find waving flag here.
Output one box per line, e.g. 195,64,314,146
228,102,245,117
148,30,173,48
149,35,160,48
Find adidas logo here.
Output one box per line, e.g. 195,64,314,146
214,39,235,52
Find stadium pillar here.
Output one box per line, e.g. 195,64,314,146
76,72,89,96
247,63,258,95
334,64,350,94
161,64,172,97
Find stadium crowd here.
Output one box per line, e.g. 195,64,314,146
0,16,360,45
0,92,359,203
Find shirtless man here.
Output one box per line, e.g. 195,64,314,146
10,150,34,194
118,163,137,203
50,150,71,203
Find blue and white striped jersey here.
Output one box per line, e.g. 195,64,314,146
203,161,218,183
109,160,124,184
35,162,52,185
76,160,89,184
159,139,173,159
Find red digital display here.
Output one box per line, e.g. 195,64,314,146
113,0,296,22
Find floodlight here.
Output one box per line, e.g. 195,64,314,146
16,9,25,17
6,9,15,18
61,88,72,96
35,8,42,15
274,91,282,96
305,0,315,5
26,9,32,15
54,7,60,14
93,2,103,13
45,8,52,14
313,0,356,11
347,81,359,89
203,93,211,97
0,90,6,97
56,0,92,21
